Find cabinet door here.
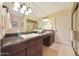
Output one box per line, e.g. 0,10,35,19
43,36,51,46
15,49,26,56
27,41,42,56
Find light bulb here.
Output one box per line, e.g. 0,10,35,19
20,10,24,14
43,18,49,22
14,2,20,8
13,6,18,11
21,5,26,11
25,11,29,15
28,7,32,13
45,18,49,22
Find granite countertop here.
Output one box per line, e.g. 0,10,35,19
1,31,53,47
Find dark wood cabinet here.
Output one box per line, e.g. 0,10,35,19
27,41,42,56
15,49,26,56
1,31,54,56
43,36,51,46
1,37,43,56
1,46,11,56
43,32,55,47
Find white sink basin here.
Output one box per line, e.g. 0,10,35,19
20,33,40,39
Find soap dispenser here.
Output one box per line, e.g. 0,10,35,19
17,30,20,37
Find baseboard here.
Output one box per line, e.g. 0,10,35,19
55,42,71,47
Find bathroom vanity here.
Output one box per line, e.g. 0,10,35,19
1,31,54,56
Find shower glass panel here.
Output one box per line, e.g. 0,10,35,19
72,3,79,55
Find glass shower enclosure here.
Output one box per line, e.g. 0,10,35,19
72,3,79,56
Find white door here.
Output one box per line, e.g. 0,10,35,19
55,15,71,46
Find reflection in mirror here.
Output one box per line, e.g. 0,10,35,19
27,19,38,32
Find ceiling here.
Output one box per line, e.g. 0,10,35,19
4,2,73,19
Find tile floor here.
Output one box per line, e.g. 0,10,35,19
43,42,75,56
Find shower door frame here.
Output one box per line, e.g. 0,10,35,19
71,3,79,56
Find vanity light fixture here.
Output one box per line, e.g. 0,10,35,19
13,2,32,15
20,4,26,13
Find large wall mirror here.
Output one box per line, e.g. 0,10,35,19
27,19,38,32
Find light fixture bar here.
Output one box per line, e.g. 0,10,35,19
13,2,32,15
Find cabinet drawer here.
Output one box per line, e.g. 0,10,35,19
10,42,26,55
25,37,42,47
1,46,11,56
27,41,42,56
